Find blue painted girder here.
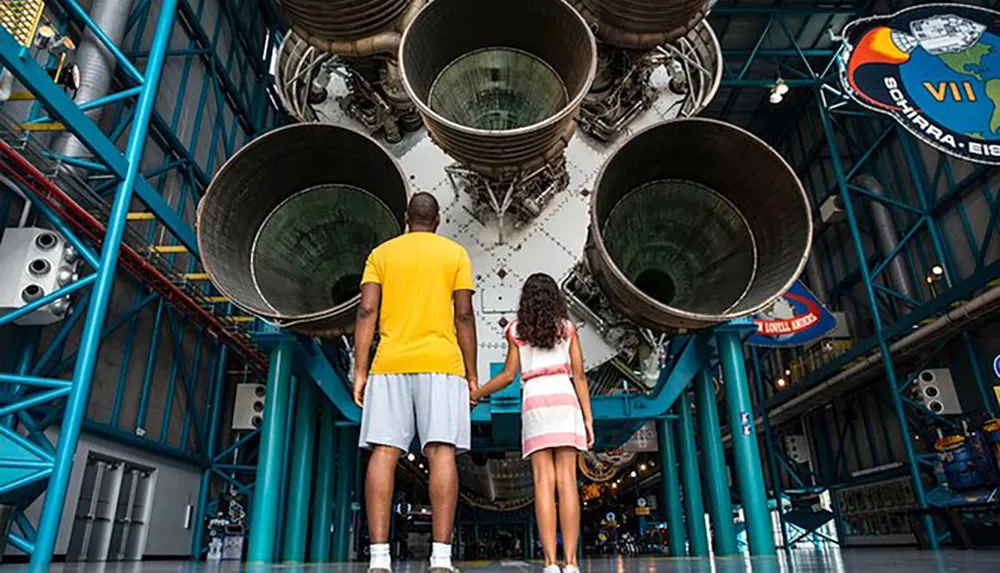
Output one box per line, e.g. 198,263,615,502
0,27,199,255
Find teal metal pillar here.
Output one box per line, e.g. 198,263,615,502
694,369,738,556
311,401,338,561
333,426,359,562
29,1,180,565
676,392,709,557
283,382,318,562
192,346,229,558
718,331,776,556
656,418,686,556
247,341,295,562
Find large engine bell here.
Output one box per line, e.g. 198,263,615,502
196,124,408,335
586,118,813,331
399,0,597,180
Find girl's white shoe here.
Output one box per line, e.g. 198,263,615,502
563,565,580,573
543,566,561,573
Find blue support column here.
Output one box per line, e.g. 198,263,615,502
818,101,937,549
676,392,709,557
283,381,317,562
656,418,686,556
192,346,229,558
311,401,338,562
29,2,180,565
694,369,738,556
247,341,294,563
333,426,359,562
274,376,299,557
718,331,776,556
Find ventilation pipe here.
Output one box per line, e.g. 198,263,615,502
855,174,916,301
735,282,1000,434
51,0,136,164
804,251,829,302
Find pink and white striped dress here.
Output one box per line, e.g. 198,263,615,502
507,319,588,458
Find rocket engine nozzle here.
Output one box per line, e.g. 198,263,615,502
197,124,408,335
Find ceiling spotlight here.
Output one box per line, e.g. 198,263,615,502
640,464,647,472
932,265,944,276
630,471,638,478
777,378,787,388
48,36,76,55
611,483,618,489
768,79,788,105
418,463,424,469
784,369,791,376
46,62,80,95
34,24,57,49
407,453,416,462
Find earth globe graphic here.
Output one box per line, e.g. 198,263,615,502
899,31,1000,141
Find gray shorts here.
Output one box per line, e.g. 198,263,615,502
358,373,471,454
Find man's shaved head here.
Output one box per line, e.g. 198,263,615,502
407,192,440,230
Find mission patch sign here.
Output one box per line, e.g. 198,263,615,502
840,4,1000,165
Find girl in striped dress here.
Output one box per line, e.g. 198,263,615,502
472,273,595,573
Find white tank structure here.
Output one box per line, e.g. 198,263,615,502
272,0,425,142
570,0,724,141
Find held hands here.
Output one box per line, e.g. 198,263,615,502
468,377,480,408
353,369,368,408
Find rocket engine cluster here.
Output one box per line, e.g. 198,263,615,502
200,0,813,388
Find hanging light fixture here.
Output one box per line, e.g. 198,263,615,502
768,78,788,104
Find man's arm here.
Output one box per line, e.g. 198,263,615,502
454,289,478,388
353,282,381,407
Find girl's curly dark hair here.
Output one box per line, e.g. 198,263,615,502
516,273,570,349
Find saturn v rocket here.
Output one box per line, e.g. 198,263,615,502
198,0,813,390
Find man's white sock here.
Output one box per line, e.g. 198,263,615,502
430,542,453,569
370,543,391,570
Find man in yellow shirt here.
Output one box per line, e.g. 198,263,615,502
353,192,477,573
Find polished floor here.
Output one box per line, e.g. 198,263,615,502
4,550,997,573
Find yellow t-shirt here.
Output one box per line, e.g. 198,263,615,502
361,232,474,376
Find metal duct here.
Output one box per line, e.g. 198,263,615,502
805,250,829,302
854,174,916,301
758,282,1000,430
277,0,421,55
196,124,408,335
573,0,714,49
399,0,597,180
586,119,813,331
52,0,135,162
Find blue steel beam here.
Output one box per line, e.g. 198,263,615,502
0,29,198,255
472,334,713,425
29,0,181,564
816,96,938,549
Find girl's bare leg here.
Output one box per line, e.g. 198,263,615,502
555,447,581,566
531,450,558,566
